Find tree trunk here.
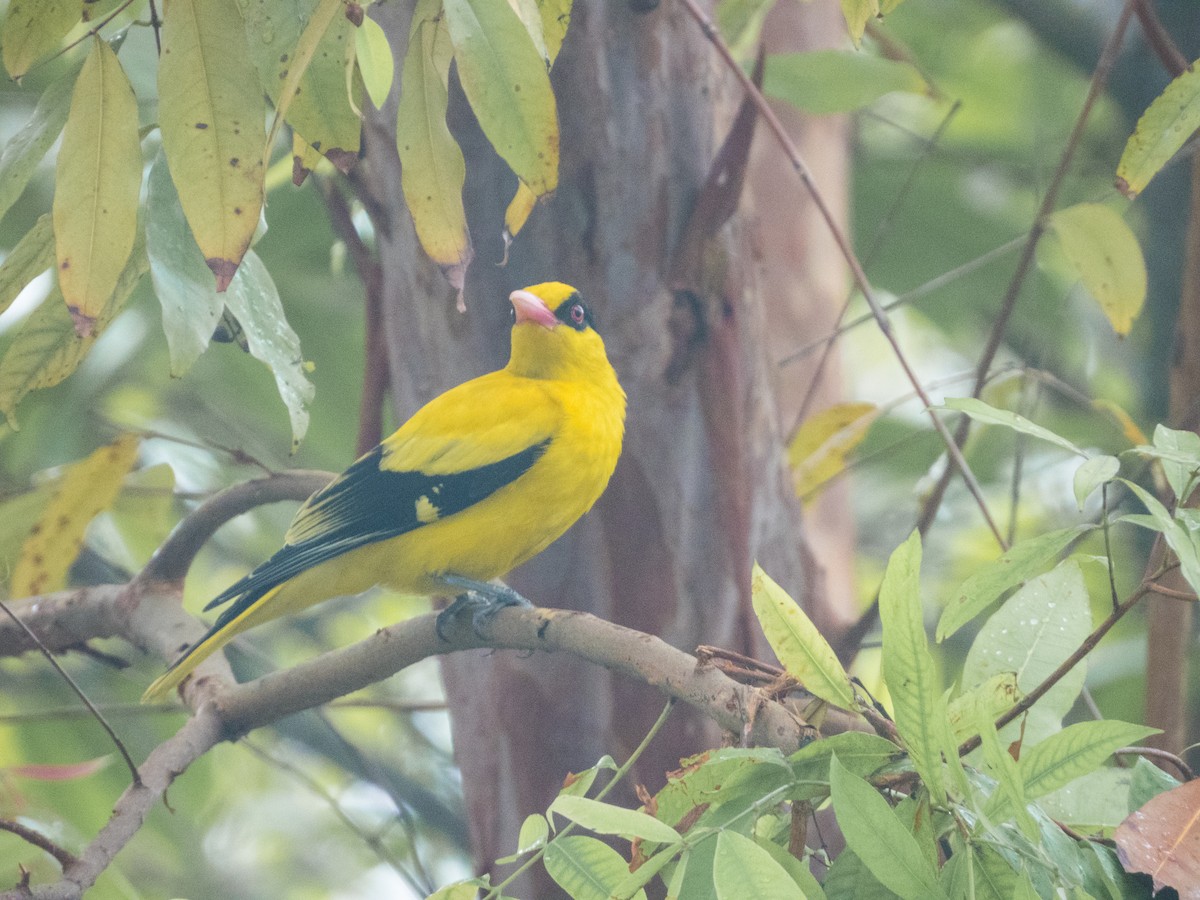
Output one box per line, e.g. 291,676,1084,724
362,0,849,888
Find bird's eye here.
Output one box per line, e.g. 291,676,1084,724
507,304,517,325
569,303,586,326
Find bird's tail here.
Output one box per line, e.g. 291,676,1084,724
140,584,283,704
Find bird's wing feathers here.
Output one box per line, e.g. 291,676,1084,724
203,376,561,618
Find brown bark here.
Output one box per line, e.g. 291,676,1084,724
1144,152,1200,757
361,1,848,888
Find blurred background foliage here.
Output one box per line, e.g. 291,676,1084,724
0,0,1193,896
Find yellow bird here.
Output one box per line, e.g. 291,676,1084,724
143,282,625,702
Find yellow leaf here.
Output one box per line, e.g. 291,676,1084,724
1091,398,1148,447
2,0,79,79
291,133,330,187
1116,60,1200,198
536,0,571,65
444,0,559,195
1047,203,1146,336
52,37,141,336
788,402,877,499
158,0,265,292
356,14,394,109
839,0,879,46
11,434,139,598
503,180,538,254
397,13,472,286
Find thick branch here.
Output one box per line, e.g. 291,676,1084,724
0,586,125,657
216,608,859,749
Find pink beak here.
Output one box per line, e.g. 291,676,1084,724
510,290,558,329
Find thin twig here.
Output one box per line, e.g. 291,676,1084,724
842,0,1139,657
0,820,78,872
958,578,1154,757
484,697,677,900
678,0,1005,548
1114,744,1195,780
1131,0,1189,77
0,599,140,785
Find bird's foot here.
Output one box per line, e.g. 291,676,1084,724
435,576,532,641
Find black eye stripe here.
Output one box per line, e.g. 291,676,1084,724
554,293,595,331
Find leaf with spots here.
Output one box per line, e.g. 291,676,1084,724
1116,61,1200,198
10,434,139,598
261,0,344,171
936,525,1091,641
1116,778,1200,894
158,0,265,291
396,6,472,291
444,0,560,196
53,37,142,335
0,233,147,428
1,0,80,79
962,559,1091,748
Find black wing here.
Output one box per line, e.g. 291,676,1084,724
203,439,551,624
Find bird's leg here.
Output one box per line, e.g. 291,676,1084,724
435,575,532,641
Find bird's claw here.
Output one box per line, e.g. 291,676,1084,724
435,577,532,641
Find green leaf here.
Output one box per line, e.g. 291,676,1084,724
878,531,946,804
946,672,1020,743
145,149,224,376
1016,720,1158,802
1038,766,1134,830
1,0,80,79
158,0,266,291
765,50,925,115
961,560,1091,747
221,250,314,448
0,236,147,428
443,0,559,195
558,755,618,798
937,526,1089,641
496,813,549,863
0,215,55,318
1073,455,1119,511
611,844,684,899
0,61,80,223
53,37,142,334
543,835,647,900
1121,479,1200,599
1116,60,1200,197
1151,424,1200,501
974,705,1036,838
758,840,827,899
1128,756,1180,810
549,795,682,845
356,14,393,109
789,732,900,801
426,882,487,900
396,11,471,286
713,832,805,900
939,397,1087,458
751,563,856,709
829,755,947,900
1047,203,1147,336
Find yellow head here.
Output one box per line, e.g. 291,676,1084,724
507,282,614,382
